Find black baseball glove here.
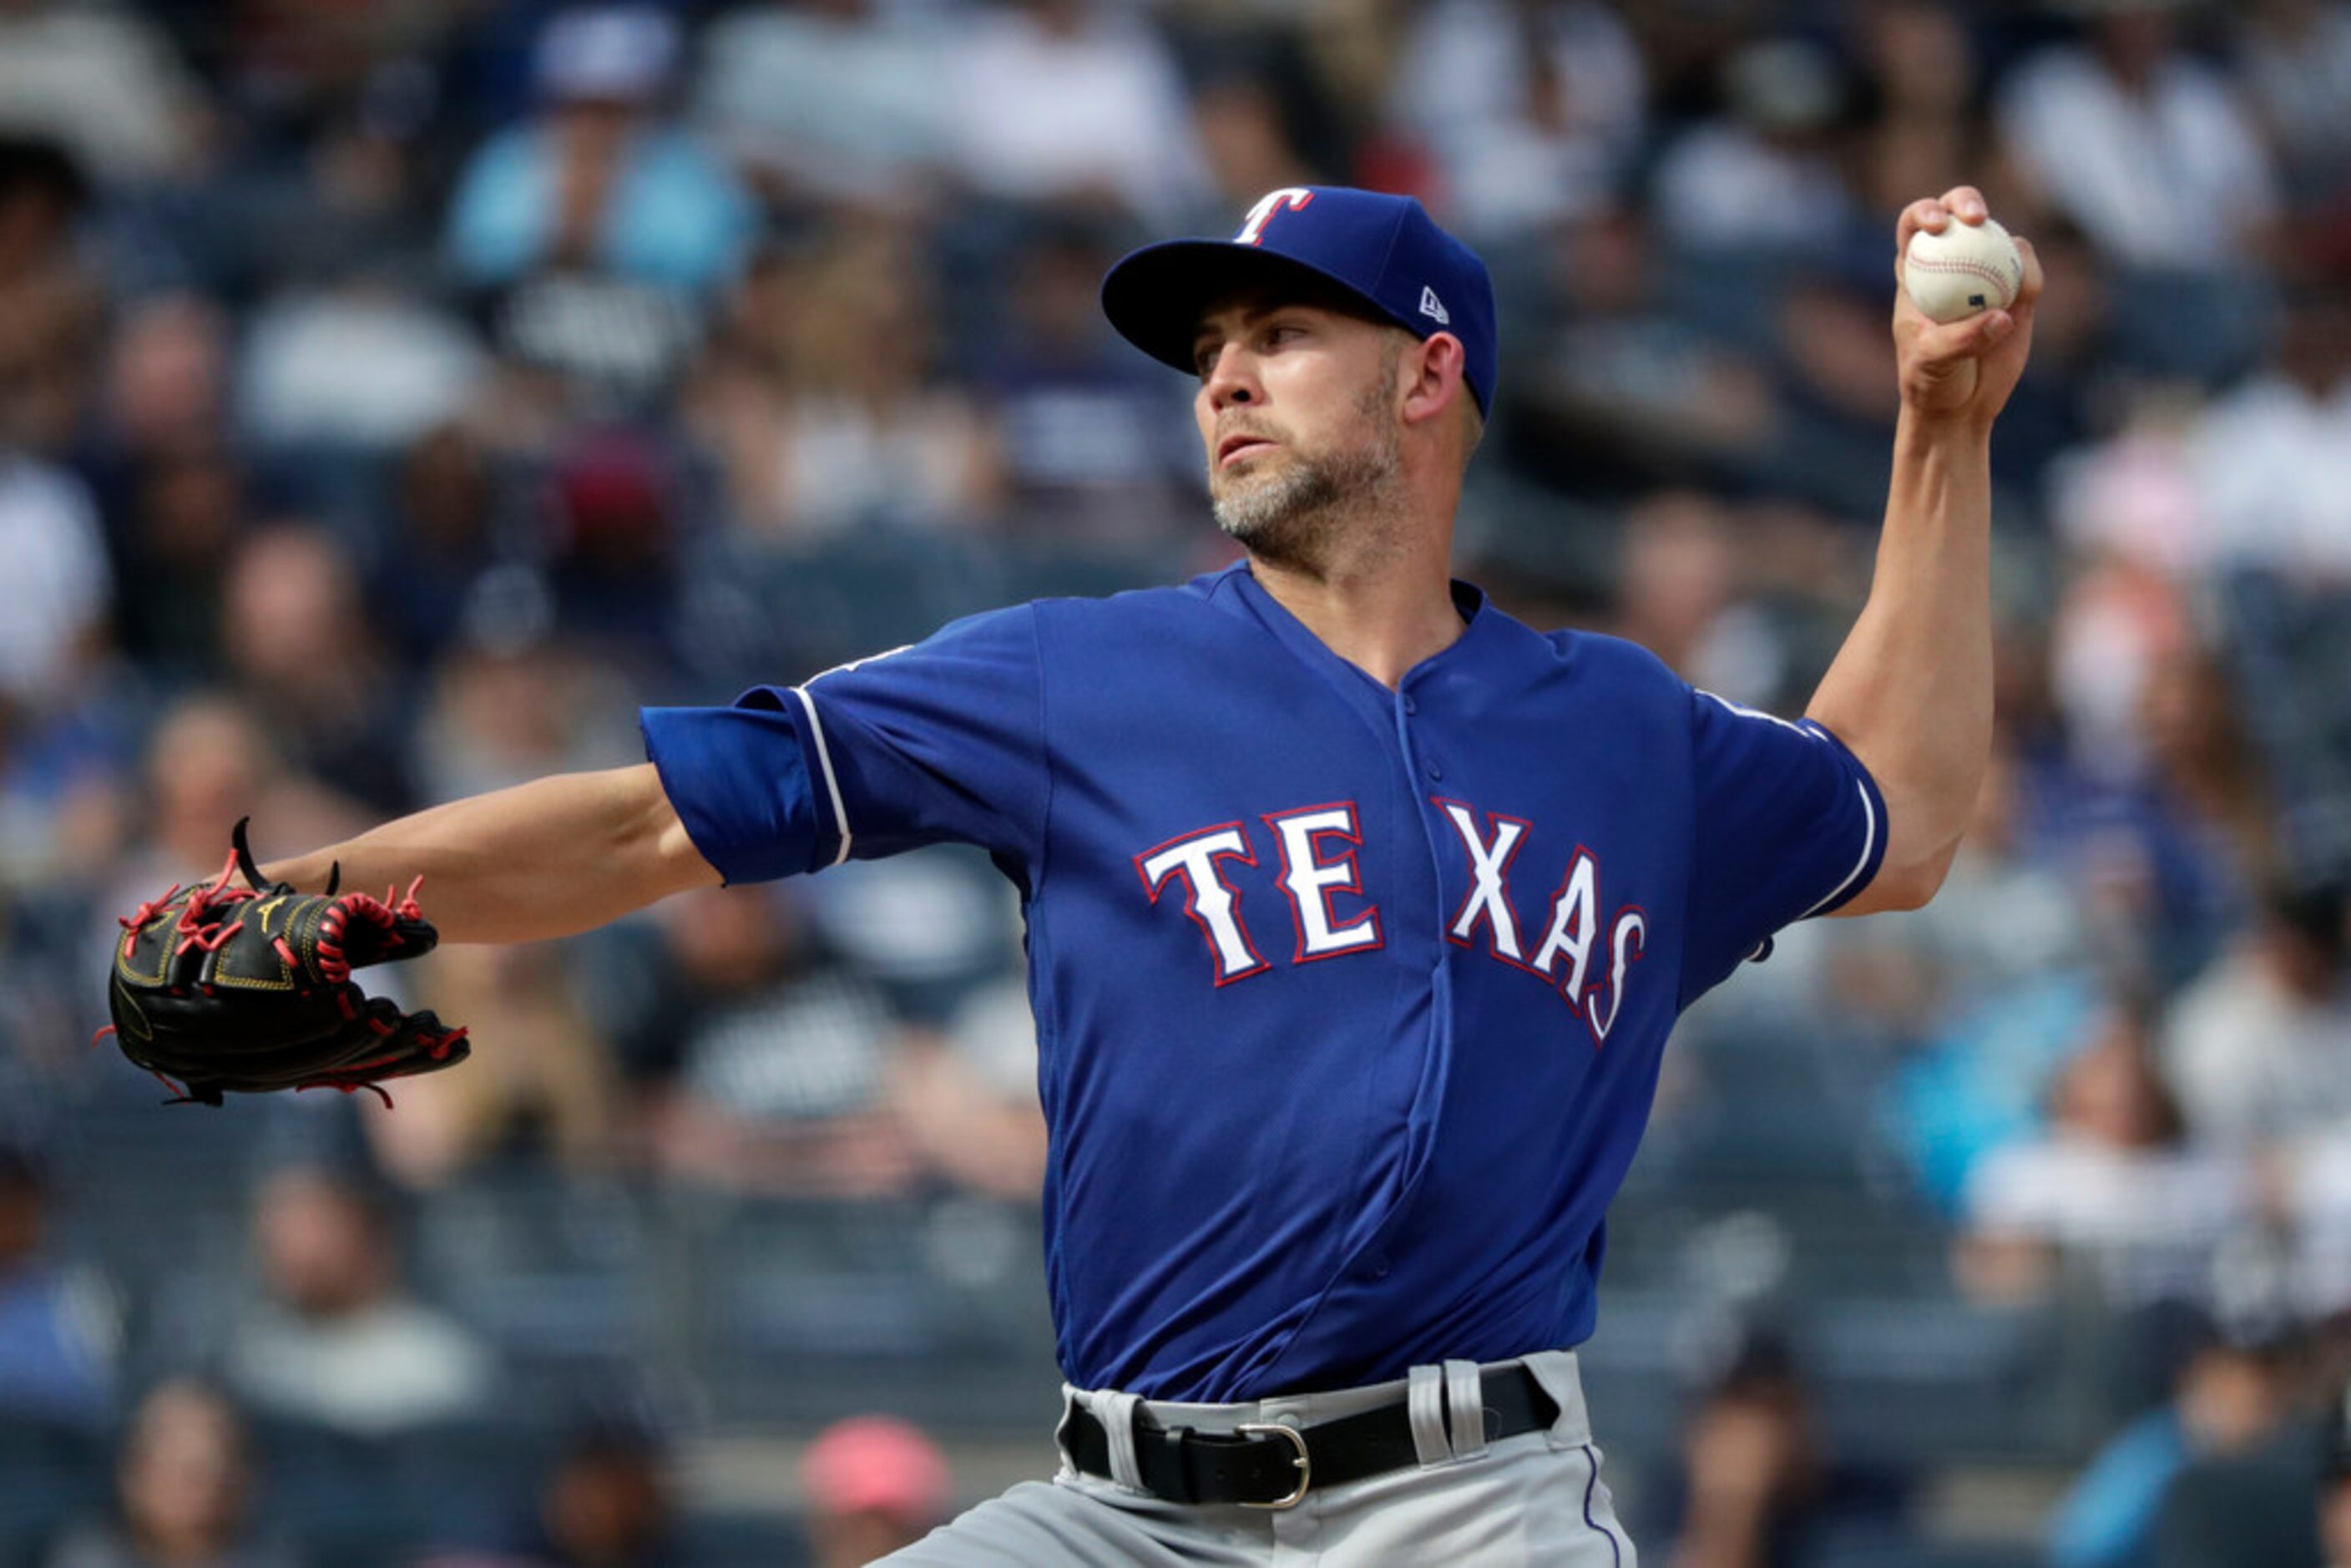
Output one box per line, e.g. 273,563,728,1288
103,819,470,1106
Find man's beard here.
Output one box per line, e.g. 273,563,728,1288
1209,366,1402,570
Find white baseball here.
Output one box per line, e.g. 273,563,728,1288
1902,215,2023,324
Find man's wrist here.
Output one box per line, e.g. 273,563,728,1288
1893,404,1995,460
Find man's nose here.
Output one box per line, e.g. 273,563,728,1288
1202,344,1259,408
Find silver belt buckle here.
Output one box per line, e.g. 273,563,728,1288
1233,1421,1311,1509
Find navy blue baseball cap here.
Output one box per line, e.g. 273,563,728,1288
1101,186,1498,416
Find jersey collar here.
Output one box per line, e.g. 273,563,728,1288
1210,559,1509,709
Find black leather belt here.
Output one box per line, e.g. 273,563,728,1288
1062,1363,1558,1510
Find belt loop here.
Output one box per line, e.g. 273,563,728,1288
1443,1359,1487,1460
1406,1363,1450,1466
1097,1391,1147,1492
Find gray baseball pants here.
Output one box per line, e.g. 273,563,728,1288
878,1350,1637,1565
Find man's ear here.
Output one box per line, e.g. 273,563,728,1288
1400,332,1469,431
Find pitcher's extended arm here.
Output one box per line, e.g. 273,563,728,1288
261,763,720,944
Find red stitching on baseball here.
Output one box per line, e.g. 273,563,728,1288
1909,255,2015,297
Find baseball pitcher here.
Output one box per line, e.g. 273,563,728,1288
106,185,2038,1564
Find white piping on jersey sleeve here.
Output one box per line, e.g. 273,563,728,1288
787,642,915,870
788,686,852,867
1797,776,1878,919
1696,692,1882,931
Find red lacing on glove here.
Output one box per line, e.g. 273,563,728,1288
115,882,182,960
288,1019,470,1110
314,876,427,985
168,849,260,959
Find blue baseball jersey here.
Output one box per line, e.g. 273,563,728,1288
641,560,1884,1402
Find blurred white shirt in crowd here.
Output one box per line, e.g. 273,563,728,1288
944,3,1209,225
1390,0,1644,238
225,1297,496,1438
0,1,203,185
238,287,490,453
2281,1131,2351,1316
1965,1135,2248,1306
1997,42,2277,271
2187,370,2351,581
2166,948,2351,1151
694,0,952,202
0,455,109,706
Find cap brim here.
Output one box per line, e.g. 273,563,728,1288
1100,240,1409,378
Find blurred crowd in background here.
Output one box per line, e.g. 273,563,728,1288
3,0,2351,1562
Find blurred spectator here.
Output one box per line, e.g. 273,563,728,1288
1896,731,2099,996
891,978,1049,1201
1605,493,1782,705
689,227,999,539
527,1417,676,1568
800,1414,950,1568
1738,266,1910,524
1956,1007,2248,1309
1872,735,2105,1206
107,441,242,677
2047,1316,2304,1568
1186,63,1322,218
0,1145,118,1429
0,134,104,459
691,0,951,212
2164,877,2351,1153
1996,5,2278,273
1984,218,2112,493
1649,37,1856,258
0,437,109,713
89,294,240,675
2186,281,2351,582
943,0,1210,226
2323,1376,2351,1568
98,293,230,463
411,641,641,804
640,884,921,1198
2149,1330,2327,1567
236,276,488,455
445,6,751,297
1388,0,1645,239
367,422,530,666
365,943,621,1189
112,695,354,899
218,526,415,816
0,0,209,188
971,218,1198,541
535,427,693,665
1656,1332,1911,1568
44,1378,305,1568
2035,572,2257,984
221,1167,497,1437
2048,391,2207,583
2235,0,2351,210
1500,210,1779,501
446,6,749,417
1840,1,1993,226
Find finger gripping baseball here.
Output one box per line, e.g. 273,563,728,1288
102,822,467,1107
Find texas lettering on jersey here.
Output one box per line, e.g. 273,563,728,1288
1134,799,1646,1047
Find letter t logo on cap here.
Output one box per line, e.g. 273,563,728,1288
1235,188,1315,247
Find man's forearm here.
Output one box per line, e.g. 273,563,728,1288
262,764,720,944
1805,412,1994,903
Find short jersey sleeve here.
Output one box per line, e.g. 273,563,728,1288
640,604,1048,883
1679,688,1887,1006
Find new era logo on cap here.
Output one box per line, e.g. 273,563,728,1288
1099,185,1499,416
